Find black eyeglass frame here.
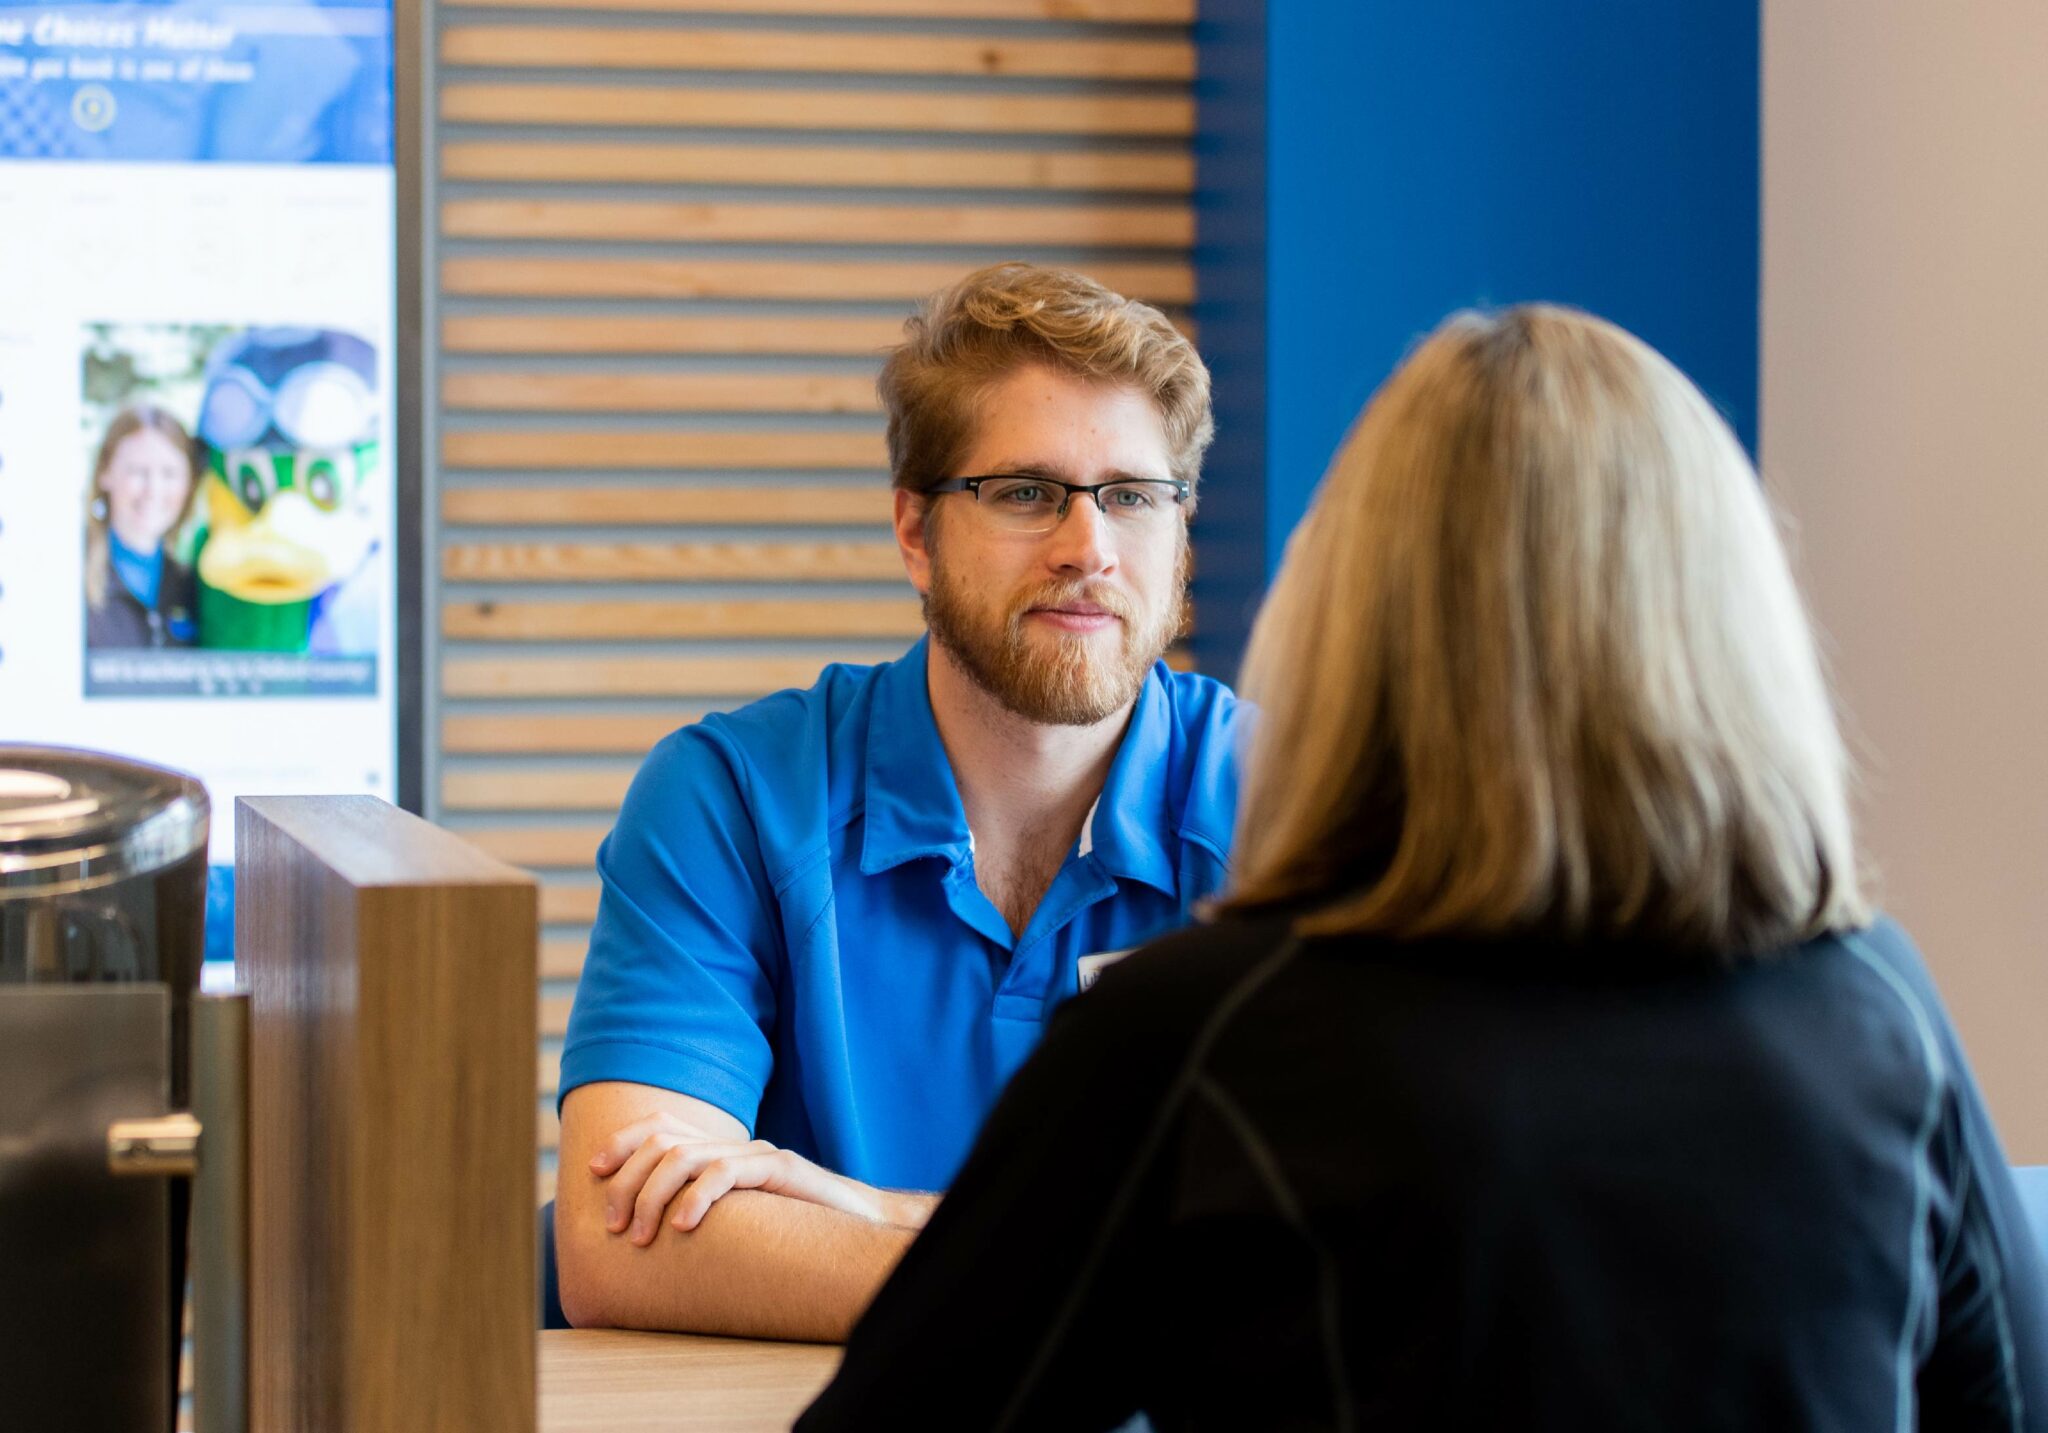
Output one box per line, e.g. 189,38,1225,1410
926,474,1192,522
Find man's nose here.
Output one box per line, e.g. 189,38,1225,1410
1043,494,1116,575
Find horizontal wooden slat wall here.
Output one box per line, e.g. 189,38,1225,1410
431,0,1195,1194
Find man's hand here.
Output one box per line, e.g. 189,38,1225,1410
558,1083,916,1339
591,1113,937,1241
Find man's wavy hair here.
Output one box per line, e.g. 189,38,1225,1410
879,263,1213,502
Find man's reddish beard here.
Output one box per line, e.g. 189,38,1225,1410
923,530,1190,727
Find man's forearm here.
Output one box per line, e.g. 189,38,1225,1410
557,1182,914,1342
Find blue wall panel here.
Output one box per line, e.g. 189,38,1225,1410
1190,0,1269,671
1194,0,1759,679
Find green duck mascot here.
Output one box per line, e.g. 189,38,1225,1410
190,328,380,653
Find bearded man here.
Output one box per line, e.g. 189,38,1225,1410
555,264,1244,1339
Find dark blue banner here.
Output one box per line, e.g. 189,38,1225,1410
0,1,391,164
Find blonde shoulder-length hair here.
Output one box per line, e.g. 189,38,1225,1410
1220,305,1869,961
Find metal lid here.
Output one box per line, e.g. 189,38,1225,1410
0,746,210,898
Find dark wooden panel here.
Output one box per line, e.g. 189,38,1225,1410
239,798,536,1431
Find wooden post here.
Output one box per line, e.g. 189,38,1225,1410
237,797,537,1433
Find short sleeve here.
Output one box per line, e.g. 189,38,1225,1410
557,725,783,1131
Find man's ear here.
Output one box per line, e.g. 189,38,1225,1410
894,488,934,596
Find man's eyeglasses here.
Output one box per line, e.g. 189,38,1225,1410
927,475,1190,536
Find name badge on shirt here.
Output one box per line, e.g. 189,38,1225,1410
1076,948,1132,992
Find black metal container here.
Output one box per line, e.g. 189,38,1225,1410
0,746,210,1431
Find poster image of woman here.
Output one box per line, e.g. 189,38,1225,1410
84,405,203,650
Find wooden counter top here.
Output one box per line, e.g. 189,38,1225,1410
539,1330,840,1432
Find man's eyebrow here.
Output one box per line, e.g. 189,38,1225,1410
979,460,1067,479
980,461,1171,484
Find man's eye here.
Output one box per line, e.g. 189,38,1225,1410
1108,486,1155,509
991,483,1052,506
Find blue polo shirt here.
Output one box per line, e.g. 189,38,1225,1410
559,636,1245,1191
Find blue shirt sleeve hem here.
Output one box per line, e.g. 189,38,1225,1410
556,1037,766,1136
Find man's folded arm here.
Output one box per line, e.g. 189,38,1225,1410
556,1080,914,1342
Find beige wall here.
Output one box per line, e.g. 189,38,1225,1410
1763,1,2048,1159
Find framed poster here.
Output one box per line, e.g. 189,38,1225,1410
0,0,417,913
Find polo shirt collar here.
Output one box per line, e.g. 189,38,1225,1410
1080,662,1178,895
858,639,1180,896
861,637,973,874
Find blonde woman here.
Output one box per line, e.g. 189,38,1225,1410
798,307,2047,1430
84,405,202,649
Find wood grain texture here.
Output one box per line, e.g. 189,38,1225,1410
537,1329,841,1433
238,798,537,1432
441,255,1195,303
454,826,609,868
444,649,896,698
440,26,1193,81
444,714,706,757
541,938,586,981
441,428,886,471
442,484,892,526
441,540,903,582
441,198,1193,248
445,0,1190,18
542,993,575,1039
442,313,905,356
443,596,921,640
542,885,603,926
445,765,636,811
439,84,1194,138
442,140,1193,193
442,371,881,415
